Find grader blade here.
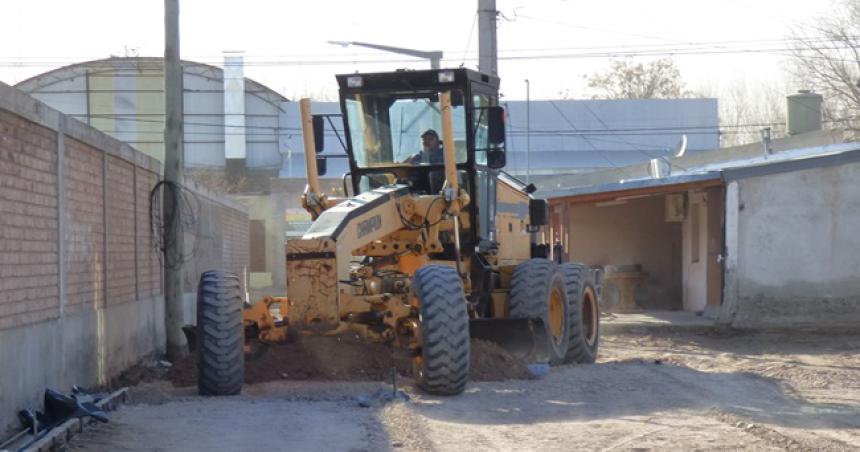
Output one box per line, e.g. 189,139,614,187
469,318,550,364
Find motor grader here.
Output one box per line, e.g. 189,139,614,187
196,68,600,396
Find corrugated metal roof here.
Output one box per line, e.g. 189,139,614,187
543,142,860,200
541,172,722,199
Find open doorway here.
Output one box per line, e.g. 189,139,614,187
683,187,724,313
550,185,724,313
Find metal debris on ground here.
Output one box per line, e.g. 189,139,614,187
0,387,116,451
527,363,550,378
357,368,410,408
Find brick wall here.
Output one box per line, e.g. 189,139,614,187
63,138,105,312
0,110,59,329
136,168,161,298
1,81,250,434
0,98,253,332
105,155,137,305
222,204,250,285
0,109,255,326
180,184,250,298
0,120,165,328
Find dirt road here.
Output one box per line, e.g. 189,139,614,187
68,327,860,451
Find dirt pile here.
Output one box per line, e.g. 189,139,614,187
470,339,534,381
112,360,173,388
169,334,407,387
167,336,532,387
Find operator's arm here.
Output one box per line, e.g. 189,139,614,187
401,152,422,164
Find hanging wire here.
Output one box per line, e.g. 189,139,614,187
149,180,201,269
460,12,479,67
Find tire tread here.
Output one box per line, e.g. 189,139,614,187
559,263,599,364
413,265,470,395
197,270,244,396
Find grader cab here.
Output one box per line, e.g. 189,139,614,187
197,68,600,396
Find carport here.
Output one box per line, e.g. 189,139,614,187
541,142,860,326
544,173,725,315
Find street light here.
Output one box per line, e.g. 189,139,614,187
525,79,530,184
327,40,443,69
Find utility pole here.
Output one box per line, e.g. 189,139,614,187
478,0,498,76
164,0,187,361
525,79,530,184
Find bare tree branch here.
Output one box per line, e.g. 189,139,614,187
586,57,692,99
789,0,860,138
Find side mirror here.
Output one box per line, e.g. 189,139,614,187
316,155,327,176
529,198,549,226
487,106,505,145
312,115,325,153
487,148,506,169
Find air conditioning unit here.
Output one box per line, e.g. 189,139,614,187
665,194,685,222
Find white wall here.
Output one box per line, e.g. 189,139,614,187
682,191,709,311
725,159,860,326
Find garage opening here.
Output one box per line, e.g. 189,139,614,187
549,185,723,313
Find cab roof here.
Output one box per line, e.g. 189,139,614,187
335,68,500,92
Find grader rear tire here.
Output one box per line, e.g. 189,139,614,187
413,265,470,395
559,263,600,364
510,258,570,365
197,270,244,396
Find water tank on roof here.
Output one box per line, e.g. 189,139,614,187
786,90,823,135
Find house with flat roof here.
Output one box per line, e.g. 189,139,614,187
542,128,860,327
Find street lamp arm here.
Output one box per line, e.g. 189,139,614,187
328,40,443,69
348,41,443,61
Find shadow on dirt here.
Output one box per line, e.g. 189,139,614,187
408,360,860,429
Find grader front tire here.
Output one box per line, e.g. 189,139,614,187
197,270,244,396
413,265,470,395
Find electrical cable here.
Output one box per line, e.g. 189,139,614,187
580,102,690,171
548,100,620,168
460,12,479,67
5,39,860,69
149,180,201,270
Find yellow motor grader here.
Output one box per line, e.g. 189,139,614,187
197,68,599,396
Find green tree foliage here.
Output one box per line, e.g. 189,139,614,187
586,58,692,99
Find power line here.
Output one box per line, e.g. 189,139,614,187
460,12,479,67
71,111,824,136
548,100,620,168
512,13,700,45
577,101,690,171
488,36,858,54
3,40,860,69
0,35,854,62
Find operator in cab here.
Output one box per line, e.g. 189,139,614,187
406,129,444,165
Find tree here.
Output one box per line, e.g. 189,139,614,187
586,58,693,99
790,0,860,135
698,79,788,147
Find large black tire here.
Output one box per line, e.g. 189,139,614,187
197,270,244,396
413,265,470,395
559,263,600,364
509,258,569,365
